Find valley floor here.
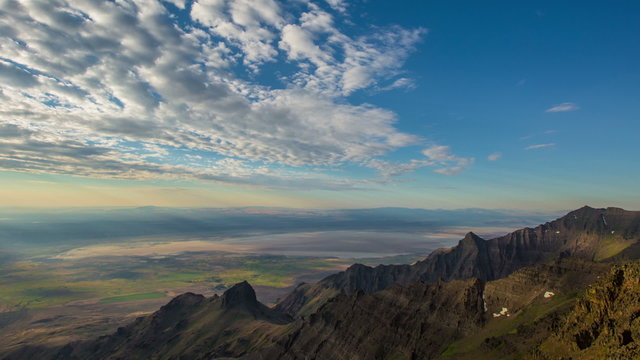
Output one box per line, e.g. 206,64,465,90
0,250,425,356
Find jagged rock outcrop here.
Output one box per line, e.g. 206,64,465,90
264,258,614,360
483,258,609,314
440,258,612,359
222,280,259,309
256,278,487,360
416,231,495,282
277,206,640,316
534,262,640,359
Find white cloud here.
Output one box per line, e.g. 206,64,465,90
422,145,473,165
0,60,40,88
422,145,474,175
433,166,465,176
277,5,425,96
325,0,347,12
487,152,502,161
545,102,579,112
378,77,417,91
279,23,331,64
525,143,555,150
366,158,435,178
191,0,283,67
0,0,427,189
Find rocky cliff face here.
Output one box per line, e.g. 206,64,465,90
277,206,640,316
534,262,640,359
419,206,640,282
257,278,486,360
439,258,611,359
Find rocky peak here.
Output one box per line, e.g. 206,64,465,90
460,231,485,247
221,281,259,309
280,206,640,316
340,263,370,278
566,205,601,217
159,292,205,313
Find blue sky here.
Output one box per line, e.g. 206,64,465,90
0,0,638,210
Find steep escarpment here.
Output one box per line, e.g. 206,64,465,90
419,206,640,282
258,278,486,360
265,258,614,360
275,262,417,316
415,231,496,282
483,258,609,314
278,206,640,316
535,262,640,359
440,258,611,359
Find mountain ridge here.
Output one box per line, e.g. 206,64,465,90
5,206,640,360
276,206,640,316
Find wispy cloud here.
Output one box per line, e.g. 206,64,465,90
366,158,435,178
487,152,502,161
433,166,465,176
422,145,474,175
545,102,579,112
377,77,417,92
525,143,555,150
324,0,347,13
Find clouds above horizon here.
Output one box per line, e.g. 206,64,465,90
525,143,555,150
545,102,579,112
0,0,445,189
422,145,474,176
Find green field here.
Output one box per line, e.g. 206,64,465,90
0,253,344,310
0,247,426,311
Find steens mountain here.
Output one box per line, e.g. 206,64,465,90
277,206,640,316
5,206,640,360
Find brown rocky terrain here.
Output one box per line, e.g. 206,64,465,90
254,278,486,360
277,206,640,316
533,262,640,359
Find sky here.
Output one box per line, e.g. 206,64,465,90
0,0,638,210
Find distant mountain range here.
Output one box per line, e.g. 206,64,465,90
6,206,640,359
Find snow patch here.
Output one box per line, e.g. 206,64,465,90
492,307,509,318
